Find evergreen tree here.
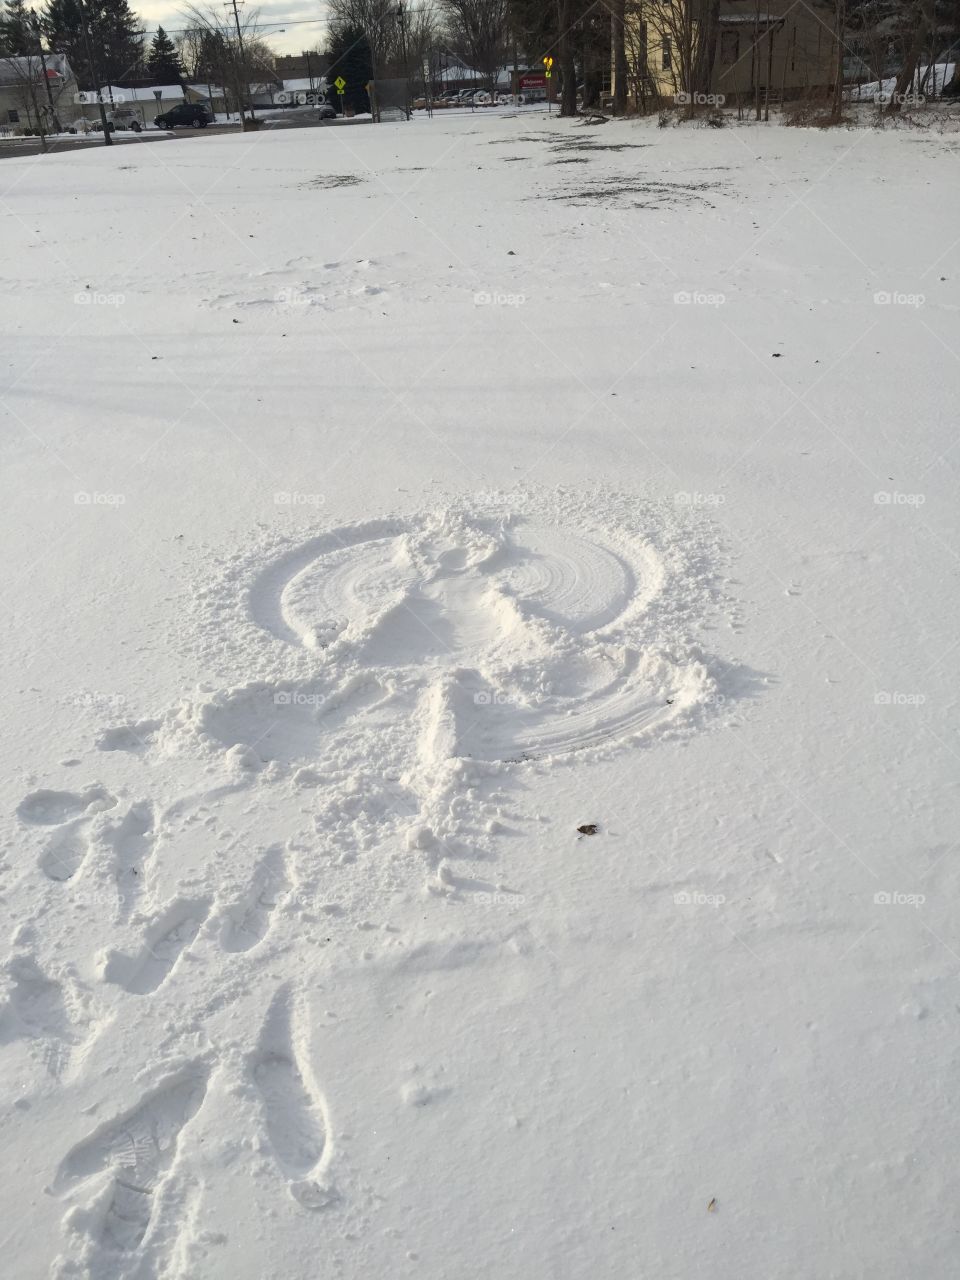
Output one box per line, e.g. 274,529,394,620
146,25,181,83
0,0,34,54
42,0,143,85
325,23,373,113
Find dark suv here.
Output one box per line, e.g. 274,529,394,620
154,103,211,129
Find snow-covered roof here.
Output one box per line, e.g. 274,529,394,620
438,61,513,86
281,77,328,92
77,84,187,104
847,61,955,99
0,54,72,86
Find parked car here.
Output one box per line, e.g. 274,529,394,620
154,103,211,129
318,102,337,119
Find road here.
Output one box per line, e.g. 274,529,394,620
0,114,371,161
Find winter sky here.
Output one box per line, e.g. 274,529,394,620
138,0,328,56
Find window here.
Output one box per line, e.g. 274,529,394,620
8,109,19,124
662,36,671,70
720,31,739,65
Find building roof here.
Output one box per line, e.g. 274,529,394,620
281,77,327,92
78,85,185,104
0,54,72,86
74,83,225,107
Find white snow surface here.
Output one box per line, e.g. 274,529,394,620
1,110,959,1278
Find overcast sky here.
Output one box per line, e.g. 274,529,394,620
139,0,329,57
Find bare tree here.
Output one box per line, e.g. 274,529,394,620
327,0,399,76
886,0,936,111
611,0,628,112
439,0,507,92
179,3,276,122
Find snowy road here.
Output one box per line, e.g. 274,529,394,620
1,109,959,1278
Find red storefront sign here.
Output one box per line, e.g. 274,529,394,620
519,74,547,89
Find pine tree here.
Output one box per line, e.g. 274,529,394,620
146,25,181,83
41,0,143,86
0,0,34,54
325,23,373,113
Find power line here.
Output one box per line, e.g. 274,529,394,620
141,11,435,36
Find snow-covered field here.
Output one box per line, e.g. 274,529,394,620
2,110,959,1278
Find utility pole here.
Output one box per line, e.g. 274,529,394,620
78,0,112,145
30,9,62,133
396,2,410,119
226,0,256,126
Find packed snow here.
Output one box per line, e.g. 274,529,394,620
1,109,958,1279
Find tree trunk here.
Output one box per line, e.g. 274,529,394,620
559,0,577,116
612,0,628,113
692,0,720,98
829,0,845,120
888,0,933,113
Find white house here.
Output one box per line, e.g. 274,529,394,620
0,54,79,134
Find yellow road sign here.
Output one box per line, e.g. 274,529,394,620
542,56,554,68
334,76,347,93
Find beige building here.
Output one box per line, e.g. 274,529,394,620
616,0,838,106
0,55,79,134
